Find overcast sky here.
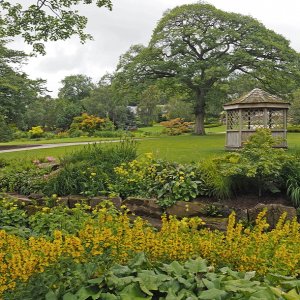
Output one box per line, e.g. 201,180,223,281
10,0,300,97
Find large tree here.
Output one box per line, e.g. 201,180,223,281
120,3,299,134
0,39,46,128
0,0,112,53
58,74,95,102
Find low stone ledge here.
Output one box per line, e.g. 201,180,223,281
123,197,163,218
247,203,297,228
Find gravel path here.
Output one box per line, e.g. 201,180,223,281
0,140,122,153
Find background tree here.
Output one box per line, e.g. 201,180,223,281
166,96,194,121
290,89,300,125
119,3,299,134
0,0,112,53
58,74,95,102
0,39,46,129
81,74,130,129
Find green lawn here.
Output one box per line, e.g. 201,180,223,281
0,136,121,146
0,131,299,163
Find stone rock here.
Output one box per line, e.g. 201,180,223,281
234,208,249,222
166,200,208,218
248,203,297,228
6,193,32,206
23,205,41,216
37,162,60,171
56,197,69,206
28,193,44,201
123,197,163,218
128,214,162,229
90,196,122,209
202,217,228,231
210,202,232,217
67,195,89,208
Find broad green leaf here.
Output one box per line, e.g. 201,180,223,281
63,293,77,300
184,258,208,273
119,283,150,300
99,293,118,300
75,287,100,300
283,289,300,300
198,288,227,300
88,276,105,284
162,260,185,275
128,252,148,269
46,290,58,300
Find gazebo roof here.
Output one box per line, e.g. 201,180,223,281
224,88,290,107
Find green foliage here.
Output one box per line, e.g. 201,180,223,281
69,113,115,136
48,254,300,300
198,158,232,200
0,160,49,195
1,0,112,54
214,129,291,197
290,88,300,125
0,40,45,129
29,203,90,236
166,97,194,121
58,74,96,102
0,115,13,142
287,125,300,132
285,159,300,207
112,154,209,207
0,196,27,229
151,161,207,208
119,3,299,134
160,118,194,136
28,126,44,138
45,140,137,196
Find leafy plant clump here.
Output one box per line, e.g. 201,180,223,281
45,139,137,196
111,153,209,207
63,253,300,300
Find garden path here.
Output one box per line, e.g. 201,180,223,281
0,140,123,153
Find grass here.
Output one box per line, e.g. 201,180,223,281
0,133,226,163
0,136,121,146
0,129,299,163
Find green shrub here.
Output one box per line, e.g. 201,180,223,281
0,115,13,142
287,125,300,132
204,122,222,128
93,130,124,138
45,139,137,196
0,197,28,229
112,154,209,207
29,204,90,236
198,157,232,200
28,126,44,138
15,253,300,300
0,160,49,195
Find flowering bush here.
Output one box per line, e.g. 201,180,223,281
1,205,300,297
160,118,194,135
70,113,115,135
28,126,44,138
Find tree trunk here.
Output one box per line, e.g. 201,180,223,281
194,88,206,135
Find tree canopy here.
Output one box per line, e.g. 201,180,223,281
58,74,95,102
0,0,113,53
0,39,45,128
118,3,300,134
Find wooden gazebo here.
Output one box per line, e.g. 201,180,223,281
223,88,290,149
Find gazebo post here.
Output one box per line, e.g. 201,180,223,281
238,109,242,147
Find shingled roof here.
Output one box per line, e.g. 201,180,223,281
224,88,289,106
